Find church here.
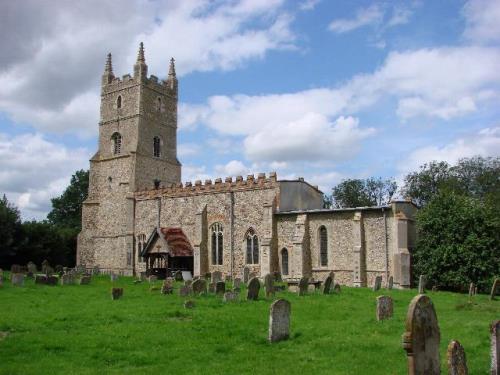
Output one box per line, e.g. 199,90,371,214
77,44,417,289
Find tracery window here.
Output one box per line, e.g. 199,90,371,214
281,248,289,275
319,225,328,267
245,229,259,264
111,132,122,155
153,136,161,158
211,223,223,265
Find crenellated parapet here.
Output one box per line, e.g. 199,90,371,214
135,172,278,200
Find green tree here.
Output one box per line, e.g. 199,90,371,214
401,161,451,206
331,178,397,208
0,194,22,267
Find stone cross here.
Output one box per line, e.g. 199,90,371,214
402,294,440,375
492,320,500,375
372,275,382,291
268,299,291,343
192,279,206,295
243,267,250,283
490,278,499,300
447,340,468,375
247,277,260,300
264,273,274,297
387,276,394,290
111,287,123,300
212,271,222,283
215,281,226,295
80,276,91,285
298,277,308,296
223,291,238,302
179,285,191,297
11,273,24,287
376,296,393,321
322,276,333,294
418,275,426,294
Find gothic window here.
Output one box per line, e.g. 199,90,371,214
153,136,161,158
137,234,146,262
281,248,289,276
111,132,122,155
245,229,259,264
211,223,223,265
319,226,328,267
117,95,122,109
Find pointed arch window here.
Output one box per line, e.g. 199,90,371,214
153,136,162,158
117,95,122,109
211,223,223,265
245,229,259,264
319,225,328,267
281,248,289,276
111,132,122,155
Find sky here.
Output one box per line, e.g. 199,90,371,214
0,0,499,220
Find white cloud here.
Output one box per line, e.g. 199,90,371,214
328,4,384,34
214,160,251,177
463,0,500,44
178,143,201,158
299,0,321,11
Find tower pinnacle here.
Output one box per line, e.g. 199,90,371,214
168,58,176,77
137,42,145,63
102,52,115,85
133,42,148,80
105,53,113,73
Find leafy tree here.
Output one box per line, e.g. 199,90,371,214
47,169,89,230
413,191,500,292
0,195,22,267
401,161,451,206
331,178,397,208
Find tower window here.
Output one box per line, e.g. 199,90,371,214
281,248,289,276
153,136,162,158
117,95,122,109
211,223,223,265
245,229,259,264
111,132,122,155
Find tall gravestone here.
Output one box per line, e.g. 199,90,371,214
322,276,333,294
373,275,382,291
402,294,440,375
268,299,291,343
490,278,499,300
264,273,274,297
27,262,37,274
298,277,308,296
418,275,426,294
243,267,250,283
247,277,260,301
11,273,24,286
376,296,393,321
233,278,242,291
174,270,183,281
387,276,393,290
492,320,500,375
468,283,475,300
192,279,206,295
447,340,468,375
215,281,226,296
212,271,222,283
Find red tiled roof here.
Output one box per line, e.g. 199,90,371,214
159,227,193,257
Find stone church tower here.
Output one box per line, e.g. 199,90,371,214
77,43,181,273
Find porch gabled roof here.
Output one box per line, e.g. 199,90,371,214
140,227,194,257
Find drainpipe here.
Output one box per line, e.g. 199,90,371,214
230,191,235,279
383,207,389,283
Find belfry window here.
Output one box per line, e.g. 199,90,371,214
245,229,259,264
281,248,289,275
319,226,328,266
111,132,122,155
117,95,122,109
211,223,223,265
153,136,161,158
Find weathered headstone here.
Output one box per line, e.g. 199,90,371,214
79,276,91,285
184,300,195,309
149,275,158,283
402,294,440,375
204,272,211,281
387,275,394,290
174,270,183,281
233,278,242,291
46,276,58,286
111,287,123,300
247,277,260,301
223,291,238,302
376,295,393,321
35,275,47,285
161,279,173,294
298,277,308,296
468,283,475,300
215,281,226,295
273,271,282,282
268,299,291,343
182,271,193,281
373,275,382,291
184,280,192,287
60,274,74,285
492,320,500,375
27,262,37,274
243,267,250,283
447,340,468,375
264,273,274,297
418,274,426,294
212,271,222,283
322,276,333,294
179,285,191,297
11,273,24,286
208,282,215,293
192,279,206,295
110,273,118,282
41,260,50,274
490,278,499,300
333,283,341,293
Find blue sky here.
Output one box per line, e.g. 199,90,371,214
0,0,499,220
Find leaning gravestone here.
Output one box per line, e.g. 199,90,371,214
418,274,426,294
161,279,173,295
376,295,393,321
322,276,333,295
268,299,291,343
179,285,191,297
215,281,226,296
402,294,440,375
35,275,47,285
233,278,242,291
11,273,24,286
192,279,206,295
60,274,74,285
80,276,91,285
46,276,58,286
447,340,468,375
174,270,183,281
492,320,500,375
298,277,308,296
243,267,250,283
264,273,274,297
490,278,499,301
212,271,222,283
247,277,260,301
223,291,238,302
373,275,382,291
111,287,123,300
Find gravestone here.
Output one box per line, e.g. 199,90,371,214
60,274,74,285
387,275,394,289
268,299,291,343
468,283,475,299
174,270,183,281
333,283,341,293
80,276,91,285
298,277,308,296
161,279,173,294
273,271,282,283
204,272,211,281
46,276,58,286
212,271,222,283
223,291,238,302
490,278,499,300
233,278,242,291
418,274,426,294
243,267,250,283
110,273,118,282
27,262,37,274
372,275,382,291
208,282,215,294
184,300,195,309
447,340,468,375
111,287,123,300
376,295,393,321
35,275,47,285
184,280,192,287
55,265,63,273
149,275,158,283
402,294,440,375
215,281,226,295
41,260,50,274
192,279,206,295
11,273,24,286
431,286,439,292
11,264,22,273
179,285,191,297
322,276,333,294
264,273,274,297
247,277,260,301
182,271,193,281
492,320,500,375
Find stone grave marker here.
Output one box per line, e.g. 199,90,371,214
233,278,242,291
80,276,91,285
243,267,250,283
223,291,238,302
55,265,63,273
111,287,123,300
298,277,308,296
372,275,382,291
333,283,341,293
387,276,394,289
376,295,393,321
447,340,468,375
60,274,74,285
174,270,183,281
182,271,193,281
184,280,192,287
35,275,47,285
418,274,426,294
264,273,274,297
41,260,50,273
110,273,118,282
179,285,191,297
273,271,282,283
322,276,333,294
184,300,195,309
490,278,499,300
204,272,211,281
212,271,222,283
27,262,37,274
192,279,206,295
161,279,173,294
11,273,24,286
492,320,500,375
247,277,260,301
431,286,439,292
468,283,475,300
148,275,158,283
402,294,440,375
268,299,291,343
215,281,226,295
46,276,58,286
208,282,215,294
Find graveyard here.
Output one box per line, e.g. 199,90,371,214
0,272,499,374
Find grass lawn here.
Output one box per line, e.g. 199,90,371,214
0,274,498,374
